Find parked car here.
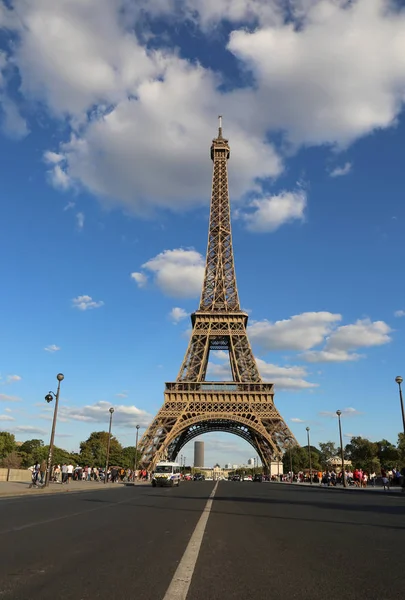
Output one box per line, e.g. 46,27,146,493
193,473,205,481
253,474,263,482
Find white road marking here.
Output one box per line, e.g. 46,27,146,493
163,481,219,600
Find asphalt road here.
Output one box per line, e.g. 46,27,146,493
0,482,403,600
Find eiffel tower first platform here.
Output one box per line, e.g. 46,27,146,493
138,118,297,473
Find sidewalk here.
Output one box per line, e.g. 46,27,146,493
276,480,405,496
0,479,150,499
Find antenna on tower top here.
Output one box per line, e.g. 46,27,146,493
218,115,223,138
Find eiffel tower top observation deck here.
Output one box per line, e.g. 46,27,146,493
198,116,240,314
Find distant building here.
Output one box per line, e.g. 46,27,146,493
247,458,254,466
194,441,204,467
225,463,232,469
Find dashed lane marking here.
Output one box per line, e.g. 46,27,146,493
163,481,219,600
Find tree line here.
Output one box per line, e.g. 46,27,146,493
282,433,405,474
1,430,404,473
0,431,141,470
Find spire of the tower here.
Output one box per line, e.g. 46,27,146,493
200,120,239,312
218,115,223,138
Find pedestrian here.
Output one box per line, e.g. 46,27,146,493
66,463,74,483
381,468,390,491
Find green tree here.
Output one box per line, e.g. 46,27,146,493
397,433,405,468
0,432,16,458
319,441,337,467
376,439,399,469
79,431,123,467
283,446,321,472
120,446,141,470
18,439,46,467
1,451,22,468
19,439,44,455
345,436,380,473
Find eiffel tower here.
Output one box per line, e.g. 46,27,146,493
138,118,297,473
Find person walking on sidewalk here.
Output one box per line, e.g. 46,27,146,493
381,468,390,491
40,459,47,484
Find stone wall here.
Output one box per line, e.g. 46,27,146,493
0,468,32,482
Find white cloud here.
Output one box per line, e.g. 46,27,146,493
72,295,104,311
238,189,306,232
44,150,64,164
49,164,71,191
2,0,405,220
329,162,352,177
135,248,205,298
206,362,232,380
248,312,341,351
63,201,75,211
0,95,29,139
115,392,128,398
0,393,21,402
0,414,15,422
394,310,405,318
4,408,12,413
0,1,282,215
227,0,405,147
59,400,152,428
130,272,148,288
5,375,22,383
206,352,317,390
44,344,61,353
290,418,305,423
76,212,85,230
303,319,392,362
303,349,362,363
319,407,362,418
9,425,47,435
329,319,392,349
169,307,189,324
256,358,318,390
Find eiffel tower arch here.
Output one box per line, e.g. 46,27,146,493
138,118,297,473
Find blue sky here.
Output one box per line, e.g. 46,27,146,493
0,0,404,467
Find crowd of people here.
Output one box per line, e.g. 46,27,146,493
29,463,151,486
273,466,405,490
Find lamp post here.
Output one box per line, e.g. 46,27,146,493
104,407,114,484
336,410,347,488
44,373,64,487
395,376,405,434
289,445,293,484
133,424,140,483
306,427,312,484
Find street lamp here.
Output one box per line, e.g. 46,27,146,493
306,427,312,484
44,373,64,487
289,444,293,484
395,376,405,434
104,407,114,484
336,410,347,488
133,424,140,484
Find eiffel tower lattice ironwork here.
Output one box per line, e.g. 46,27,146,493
138,118,297,472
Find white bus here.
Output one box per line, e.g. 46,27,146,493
152,461,181,487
